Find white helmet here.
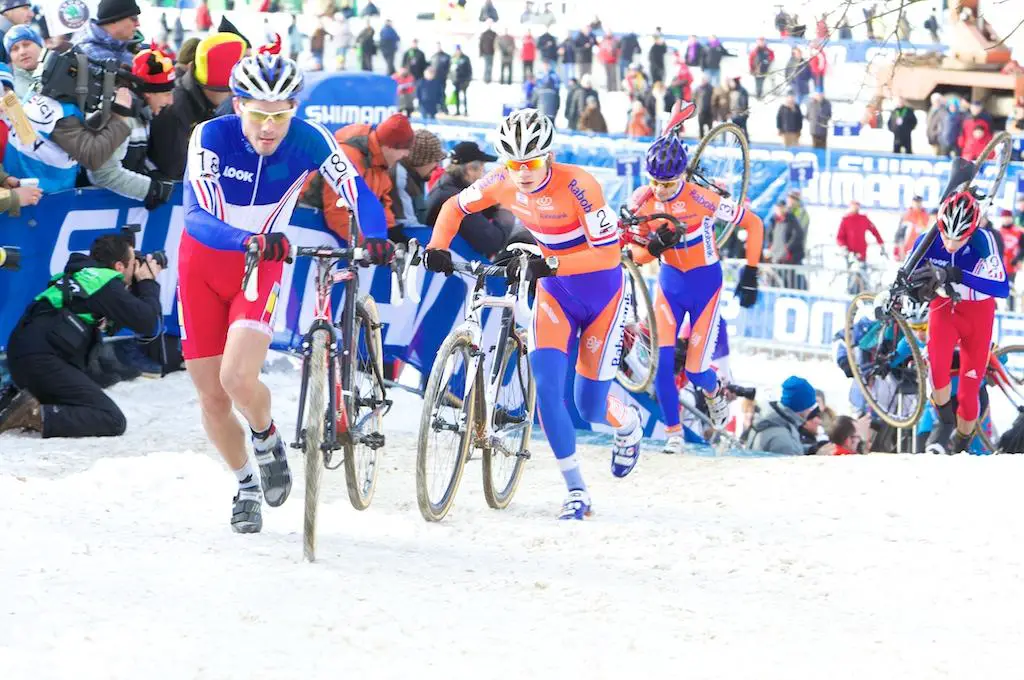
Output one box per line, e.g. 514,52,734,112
495,108,554,161
230,53,303,102
902,296,929,328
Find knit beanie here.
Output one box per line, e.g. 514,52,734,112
0,63,14,92
94,0,141,25
407,130,446,166
3,24,42,56
217,15,251,49
193,33,247,92
780,376,816,413
132,46,176,93
375,113,414,149
0,0,31,12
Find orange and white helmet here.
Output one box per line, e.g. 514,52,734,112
937,190,981,242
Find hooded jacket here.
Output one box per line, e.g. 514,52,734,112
746,401,808,455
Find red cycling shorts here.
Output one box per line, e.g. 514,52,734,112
177,230,284,361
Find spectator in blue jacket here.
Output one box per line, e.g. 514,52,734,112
379,19,400,75
74,0,141,67
534,65,561,124
416,66,443,119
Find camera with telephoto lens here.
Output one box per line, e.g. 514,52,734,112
727,384,756,400
39,47,144,126
119,224,167,268
0,245,20,271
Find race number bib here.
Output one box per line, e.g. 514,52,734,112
189,145,221,179
713,198,738,224
318,151,358,205
584,203,617,242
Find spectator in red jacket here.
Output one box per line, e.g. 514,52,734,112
808,41,827,91
998,208,1024,309
748,37,774,99
836,201,883,261
958,101,994,161
195,0,212,32
597,33,617,91
521,30,536,80
818,415,864,455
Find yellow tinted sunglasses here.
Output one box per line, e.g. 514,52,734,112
242,105,298,125
504,157,546,172
649,177,681,189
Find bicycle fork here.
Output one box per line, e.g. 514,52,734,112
293,323,345,455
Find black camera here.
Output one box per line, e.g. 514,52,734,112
39,47,144,127
119,224,167,268
727,384,756,400
0,245,20,271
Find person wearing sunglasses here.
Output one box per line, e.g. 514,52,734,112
622,135,764,455
424,108,643,520
904,180,1009,455
177,48,393,534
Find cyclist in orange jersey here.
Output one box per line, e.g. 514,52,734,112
423,109,659,520
624,135,763,454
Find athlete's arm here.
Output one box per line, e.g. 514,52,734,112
183,124,252,251
715,197,763,266
625,185,657,265
867,218,884,246
428,168,503,250
302,119,388,240
960,253,1010,298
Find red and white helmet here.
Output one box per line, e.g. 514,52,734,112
937,190,981,241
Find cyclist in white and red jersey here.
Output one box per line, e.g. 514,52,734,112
178,49,394,533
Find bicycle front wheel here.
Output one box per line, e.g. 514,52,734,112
685,121,750,249
616,256,658,393
343,296,383,511
482,331,535,510
302,329,331,563
416,330,477,522
845,292,927,430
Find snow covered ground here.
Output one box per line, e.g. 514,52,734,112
5,357,1024,679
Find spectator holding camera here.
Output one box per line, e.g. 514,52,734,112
148,32,246,180
0,233,162,437
84,46,175,209
4,24,42,99
74,0,141,68
746,376,822,455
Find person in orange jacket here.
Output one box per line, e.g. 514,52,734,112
302,113,414,242
894,195,930,260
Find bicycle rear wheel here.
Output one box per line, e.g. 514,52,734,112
845,292,927,430
302,329,330,563
616,256,658,393
981,345,1024,452
482,332,535,510
342,296,383,511
416,331,477,522
969,131,1012,201
684,122,750,249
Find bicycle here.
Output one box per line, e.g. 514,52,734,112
415,244,549,522
241,233,421,562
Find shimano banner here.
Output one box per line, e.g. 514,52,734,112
295,72,399,133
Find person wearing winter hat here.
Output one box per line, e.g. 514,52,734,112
148,32,247,180
4,24,41,99
0,0,32,62
303,113,414,242
175,37,201,77
390,129,447,233
74,0,141,66
79,43,175,210
746,376,822,455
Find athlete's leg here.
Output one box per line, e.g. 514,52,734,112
187,356,248,469
682,265,729,426
575,270,642,477
651,265,686,439
925,297,958,452
220,327,273,431
528,283,583,493
952,298,997,437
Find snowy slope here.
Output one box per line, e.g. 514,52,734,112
4,364,1024,679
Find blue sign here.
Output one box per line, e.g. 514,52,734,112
296,72,399,134
502,104,516,117
789,160,814,184
833,121,862,137
616,156,642,178
1018,175,1024,197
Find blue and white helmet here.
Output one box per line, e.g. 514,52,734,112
230,53,303,101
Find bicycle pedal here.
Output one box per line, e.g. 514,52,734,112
290,441,302,450
359,432,386,450
517,449,531,460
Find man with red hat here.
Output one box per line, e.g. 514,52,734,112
149,32,247,180
304,113,414,242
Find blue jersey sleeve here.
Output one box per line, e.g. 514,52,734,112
959,230,1010,298
183,121,251,251
294,118,388,240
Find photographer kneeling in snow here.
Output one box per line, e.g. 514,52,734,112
0,233,162,437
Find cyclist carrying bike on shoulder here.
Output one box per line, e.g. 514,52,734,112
178,48,394,533
424,109,643,520
623,135,764,454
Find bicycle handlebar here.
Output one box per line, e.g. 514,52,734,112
448,245,558,319
618,206,684,231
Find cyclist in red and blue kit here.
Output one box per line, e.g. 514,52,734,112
179,49,393,533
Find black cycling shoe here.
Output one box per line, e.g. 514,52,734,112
254,434,292,508
231,489,263,534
